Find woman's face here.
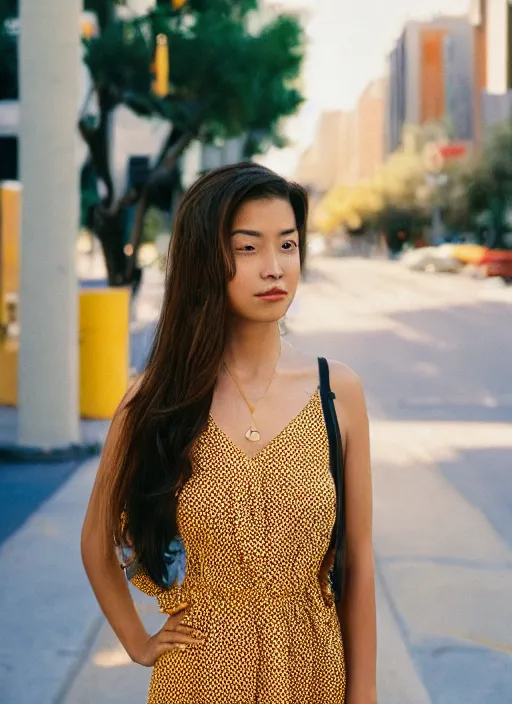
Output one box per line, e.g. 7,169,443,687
227,197,301,323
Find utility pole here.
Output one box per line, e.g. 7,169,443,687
18,0,81,448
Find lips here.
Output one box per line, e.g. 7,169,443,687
255,288,288,303
256,287,288,297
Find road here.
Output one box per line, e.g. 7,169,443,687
2,256,511,704
291,257,512,703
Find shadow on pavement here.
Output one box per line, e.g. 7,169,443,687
291,300,512,424
0,460,82,547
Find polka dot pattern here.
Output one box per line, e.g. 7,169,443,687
132,389,346,703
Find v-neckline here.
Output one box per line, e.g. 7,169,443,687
208,388,320,462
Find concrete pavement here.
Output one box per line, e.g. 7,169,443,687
294,258,512,702
1,256,511,703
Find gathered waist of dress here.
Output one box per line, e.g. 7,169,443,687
156,575,331,613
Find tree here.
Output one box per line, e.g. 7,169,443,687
0,0,18,100
314,135,428,247
1,0,305,285
466,121,512,248
441,120,512,247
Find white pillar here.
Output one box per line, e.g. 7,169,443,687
486,0,510,95
18,0,81,448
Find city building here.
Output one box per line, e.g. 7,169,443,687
294,76,386,195
295,110,357,193
385,16,475,154
470,0,512,142
354,78,386,182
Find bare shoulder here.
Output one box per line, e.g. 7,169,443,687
280,345,366,412
327,360,364,398
326,360,368,432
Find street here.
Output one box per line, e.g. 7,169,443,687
294,258,512,703
1,256,511,703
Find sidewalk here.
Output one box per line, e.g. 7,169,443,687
0,458,101,704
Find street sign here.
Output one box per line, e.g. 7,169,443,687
439,143,468,160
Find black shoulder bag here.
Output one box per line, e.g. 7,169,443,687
318,357,346,603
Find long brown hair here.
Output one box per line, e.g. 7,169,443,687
107,162,308,586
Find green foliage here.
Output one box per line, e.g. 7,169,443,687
1,0,304,158
156,0,258,18
82,0,305,151
84,20,154,111
3,0,305,284
142,207,167,244
0,0,18,99
0,0,17,23
443,120,512,244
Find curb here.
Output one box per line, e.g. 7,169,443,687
0,440,102,464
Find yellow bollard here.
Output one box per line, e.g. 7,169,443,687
0,181,21,333
0,338,18,405
79,287,131,419
0,181,21,405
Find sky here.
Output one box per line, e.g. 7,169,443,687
260,0,472,174
302,0,472,111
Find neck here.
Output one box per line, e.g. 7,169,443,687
223,319,281,379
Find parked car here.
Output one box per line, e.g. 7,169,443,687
401,245,464,274
450,244,488,266
479,250,512,282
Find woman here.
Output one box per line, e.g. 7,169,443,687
81,162,376,704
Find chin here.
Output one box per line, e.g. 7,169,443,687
229,298,293,323
247,312,283,325
229,309,284,324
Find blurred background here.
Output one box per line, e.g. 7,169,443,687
0,0,511,702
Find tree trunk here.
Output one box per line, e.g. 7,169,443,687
83,109,193,287
124,128,193,281
93,206,129,286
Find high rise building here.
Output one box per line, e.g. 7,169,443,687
470,0,512,141
354,78,386,182
295,110,357,193
385,16,474,154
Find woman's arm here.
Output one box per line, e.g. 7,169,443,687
331,362,377,704
81,381,203,665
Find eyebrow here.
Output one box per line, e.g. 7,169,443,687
231,228,297,237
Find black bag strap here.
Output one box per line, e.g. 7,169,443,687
318,357,346,602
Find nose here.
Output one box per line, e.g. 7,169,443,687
261,247,284,280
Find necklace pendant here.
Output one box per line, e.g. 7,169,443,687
245,427,261,443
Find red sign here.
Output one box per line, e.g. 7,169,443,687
439,143,467,160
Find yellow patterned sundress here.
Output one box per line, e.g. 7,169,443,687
132,389,346,703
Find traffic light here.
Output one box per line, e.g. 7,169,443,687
152,34,169,97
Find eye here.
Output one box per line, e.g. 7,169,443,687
236,243,256,253
282,240,298,251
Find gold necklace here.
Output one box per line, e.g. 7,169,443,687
223,352,281,443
